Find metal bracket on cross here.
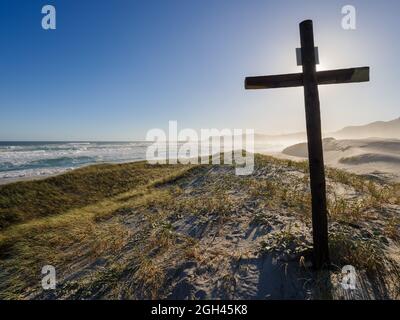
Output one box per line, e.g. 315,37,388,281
296,47,319,65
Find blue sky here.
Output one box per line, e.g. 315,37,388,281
0,0,399,140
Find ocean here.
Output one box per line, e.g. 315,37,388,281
0,141,152,183
0,140,286,184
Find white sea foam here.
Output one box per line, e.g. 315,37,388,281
0,167,74,181
0,142,151,183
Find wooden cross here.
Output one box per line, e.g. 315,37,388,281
245,20,370,269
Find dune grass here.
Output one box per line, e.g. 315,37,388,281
0,154,399,299
0,162,195,230
0,162,198,299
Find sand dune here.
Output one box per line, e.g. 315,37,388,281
282,137,400,182
3,156,397,300
339,153,400,165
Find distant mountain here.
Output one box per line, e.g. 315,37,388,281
253,132,307,142
332,117,400,139
253,117,400,142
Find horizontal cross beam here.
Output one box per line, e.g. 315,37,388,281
245,66,369,89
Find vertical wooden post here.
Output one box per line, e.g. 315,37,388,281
299,20,330,269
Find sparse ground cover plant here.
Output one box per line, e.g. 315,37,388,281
0,154,399,299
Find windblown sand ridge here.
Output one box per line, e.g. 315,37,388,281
283,138,400,182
